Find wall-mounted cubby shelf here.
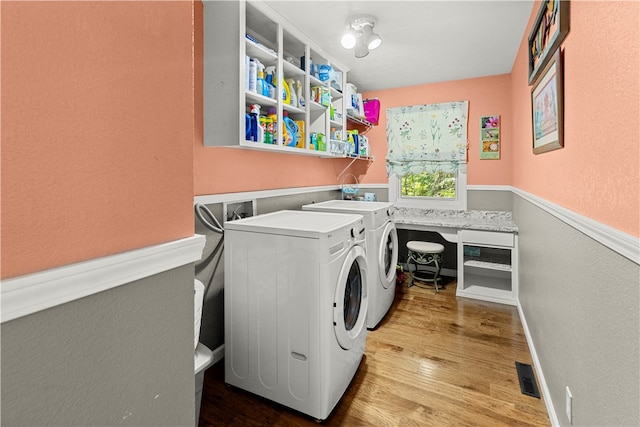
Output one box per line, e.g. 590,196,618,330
203,0,370,161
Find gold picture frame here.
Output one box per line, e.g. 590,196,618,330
528,0,570,85
531,49,563,155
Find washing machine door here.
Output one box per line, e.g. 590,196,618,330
378,222,399,289
334,245,368,350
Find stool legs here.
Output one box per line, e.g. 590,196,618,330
408,250,443,293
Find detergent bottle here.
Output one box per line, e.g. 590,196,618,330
282,111,297,147
249,104,260,142
248,58,257,93
260,116,272,144
286,79,297,108
266,107,277,144
256,61,268,97
265,66,277,99
295,80,304,108
282,78,291,105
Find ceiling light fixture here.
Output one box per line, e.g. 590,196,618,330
341,14,382,58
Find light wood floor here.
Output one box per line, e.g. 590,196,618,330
198,277,550,426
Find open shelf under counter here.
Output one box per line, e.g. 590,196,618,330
456,230,518,306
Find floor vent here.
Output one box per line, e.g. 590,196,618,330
515,361,541,398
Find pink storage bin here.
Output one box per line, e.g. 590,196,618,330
363,98,380,125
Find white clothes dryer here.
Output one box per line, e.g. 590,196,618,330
224,210,368,421
303,200,398,329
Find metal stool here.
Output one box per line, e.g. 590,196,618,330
407,241,445,292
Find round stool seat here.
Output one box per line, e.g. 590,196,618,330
407,241,444,254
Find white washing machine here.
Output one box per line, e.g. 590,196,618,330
303,200,398,329
224,210,368,421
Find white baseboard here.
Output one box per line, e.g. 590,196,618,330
1,235,206,323
211,344,225,366
517,302,560,427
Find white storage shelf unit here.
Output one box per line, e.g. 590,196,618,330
203,0,360,159
456,229,518,306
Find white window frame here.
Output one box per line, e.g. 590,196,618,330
388,164,467,210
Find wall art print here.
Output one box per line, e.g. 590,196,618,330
532,49,563,154
528,0,569,85
386,101,468,177
480,115,500,160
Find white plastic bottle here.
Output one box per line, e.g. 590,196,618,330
248,58,257,93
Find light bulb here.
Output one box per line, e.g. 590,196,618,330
367,33,382,50
341,30,356,49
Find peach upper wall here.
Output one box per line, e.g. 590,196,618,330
1,2,195,279
511,1,639,236
192,1,370,195
360,75,513,186
192,0,512,194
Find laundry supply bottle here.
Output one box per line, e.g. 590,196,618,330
267,107,277,144
256,61,268,97
294,120,305,148
265,66,277,99
249,104,261,142
282,111,297,147
282,78,291,105
248,58,257,93
286,79,297,107
295,80,304,108
260,116,272,144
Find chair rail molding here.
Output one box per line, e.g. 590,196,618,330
1,235,206,323
469,185,639,265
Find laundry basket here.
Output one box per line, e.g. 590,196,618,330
341,174,360,200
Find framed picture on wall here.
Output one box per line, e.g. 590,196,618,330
528,0,570,85
531,49,563,155
480,115,500,160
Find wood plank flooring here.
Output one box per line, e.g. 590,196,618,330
198,277,550,426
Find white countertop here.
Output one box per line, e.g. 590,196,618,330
391,208,518,233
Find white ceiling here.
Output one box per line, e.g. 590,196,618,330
264,0,534,92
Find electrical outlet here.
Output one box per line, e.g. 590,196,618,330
565,386,573,425
223,199,256,223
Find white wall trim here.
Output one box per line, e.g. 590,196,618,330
510,187,639,265
517,302,560,427
1,235,206,323
212,344,225,366
467,184,513,192
470,185,639,265
194,183,389,205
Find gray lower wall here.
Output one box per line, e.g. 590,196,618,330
196,186,640,426
1,264,196,427
513,194,639,426
468,188,512,211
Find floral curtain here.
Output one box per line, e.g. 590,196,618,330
386,101,469,176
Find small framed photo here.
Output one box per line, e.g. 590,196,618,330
480,115,500,160
531,49,563,155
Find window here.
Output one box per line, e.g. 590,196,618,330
386,100,469,210
389,166,467,210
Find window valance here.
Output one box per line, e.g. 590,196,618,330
386,100,469,176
